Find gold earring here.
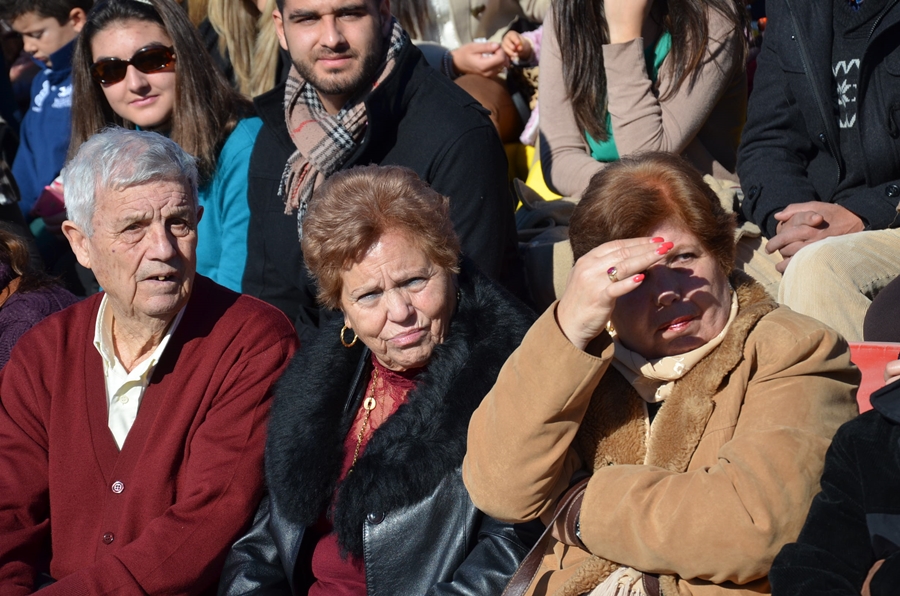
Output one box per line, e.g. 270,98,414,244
340,325,358,348
606,320,616,335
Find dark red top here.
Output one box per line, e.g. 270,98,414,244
308,356,419,595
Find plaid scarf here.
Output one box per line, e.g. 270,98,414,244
280,19,408,237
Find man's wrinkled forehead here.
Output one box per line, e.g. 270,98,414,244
93,170,198,212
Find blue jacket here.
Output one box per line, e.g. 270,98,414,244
12,38,75,217
196,117,262,292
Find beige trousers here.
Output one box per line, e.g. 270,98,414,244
779,229,900,341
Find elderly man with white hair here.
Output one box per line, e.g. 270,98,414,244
0,128,298,595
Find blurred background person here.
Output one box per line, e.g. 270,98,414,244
539,0,747,199
395,0,548,141
199,0,284,98
0,0,91,217
0,220,77,369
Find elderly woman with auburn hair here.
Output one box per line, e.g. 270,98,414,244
463,152,859,596
220,165,537,595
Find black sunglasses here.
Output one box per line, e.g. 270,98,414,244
90,45,176,85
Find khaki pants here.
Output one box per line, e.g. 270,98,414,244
779,229,900,341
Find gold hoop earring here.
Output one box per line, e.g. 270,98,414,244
340,325,358,348
606,320,616,335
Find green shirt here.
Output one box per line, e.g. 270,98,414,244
586,30,672,162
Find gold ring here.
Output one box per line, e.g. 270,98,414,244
607,266,619,283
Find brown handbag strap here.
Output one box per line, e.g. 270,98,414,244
502,476,591,596
642,573,661,596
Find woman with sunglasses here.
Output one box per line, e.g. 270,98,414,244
68,0,257,292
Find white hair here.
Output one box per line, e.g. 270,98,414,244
64,128,199,235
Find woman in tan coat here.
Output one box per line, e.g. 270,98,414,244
463,153,860,596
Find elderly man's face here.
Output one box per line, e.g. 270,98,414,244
67,179,199,324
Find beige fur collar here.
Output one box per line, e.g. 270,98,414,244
561,272,776,596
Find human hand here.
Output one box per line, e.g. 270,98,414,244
501,30,533,64
605,0,654,44
884,360,900,386
862,559,885,596
556,237,672,350
451,42,509,77
766,202,865,273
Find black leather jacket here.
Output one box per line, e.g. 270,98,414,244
219,265,540,595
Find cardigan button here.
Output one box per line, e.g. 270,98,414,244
111,481,125,494
366,512,385,525
102,532,114,545
886,184,900,198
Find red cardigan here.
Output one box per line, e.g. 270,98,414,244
0,276,299,595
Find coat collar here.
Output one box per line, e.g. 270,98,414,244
576,271,776,472
872,376,900,423
265,262,534,557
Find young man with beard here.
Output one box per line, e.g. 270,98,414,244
243,0,521,342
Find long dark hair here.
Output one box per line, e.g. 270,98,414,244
69,0,253,181
553,0,747,141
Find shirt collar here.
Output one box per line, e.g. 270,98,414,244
93,293,186,375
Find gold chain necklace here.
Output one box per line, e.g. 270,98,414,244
349,367,378,472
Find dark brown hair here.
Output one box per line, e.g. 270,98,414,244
0,222,61,293
68,0,252,182
302,165,460,309
553,0,747,141
0,0,92,23
570,152,736,275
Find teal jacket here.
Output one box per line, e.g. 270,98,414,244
197,117,262,292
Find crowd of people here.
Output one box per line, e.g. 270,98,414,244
0,0,898,593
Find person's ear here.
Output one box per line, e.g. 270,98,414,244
273,8,289,52
69,7,87,34
61,220,92,270
196,205,204,224
378,0,391,34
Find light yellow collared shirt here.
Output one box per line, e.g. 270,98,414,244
93,295,185,450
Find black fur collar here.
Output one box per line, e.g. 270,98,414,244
265,263,535,557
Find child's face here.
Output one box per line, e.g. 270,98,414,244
11,9,85,66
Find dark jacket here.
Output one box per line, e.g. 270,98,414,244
769,378,900,595
219,263,539,595
12,39,75,216
242,41,521,343
737,0,900,237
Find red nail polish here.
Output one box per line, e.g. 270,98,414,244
651,237,664,243
656,242,674,254
633,274,644,283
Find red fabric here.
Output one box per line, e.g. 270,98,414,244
0,276,298,595
308,357,419,596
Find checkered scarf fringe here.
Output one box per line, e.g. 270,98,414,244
279,19,408,238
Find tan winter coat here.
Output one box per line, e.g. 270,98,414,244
463,275,859,596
